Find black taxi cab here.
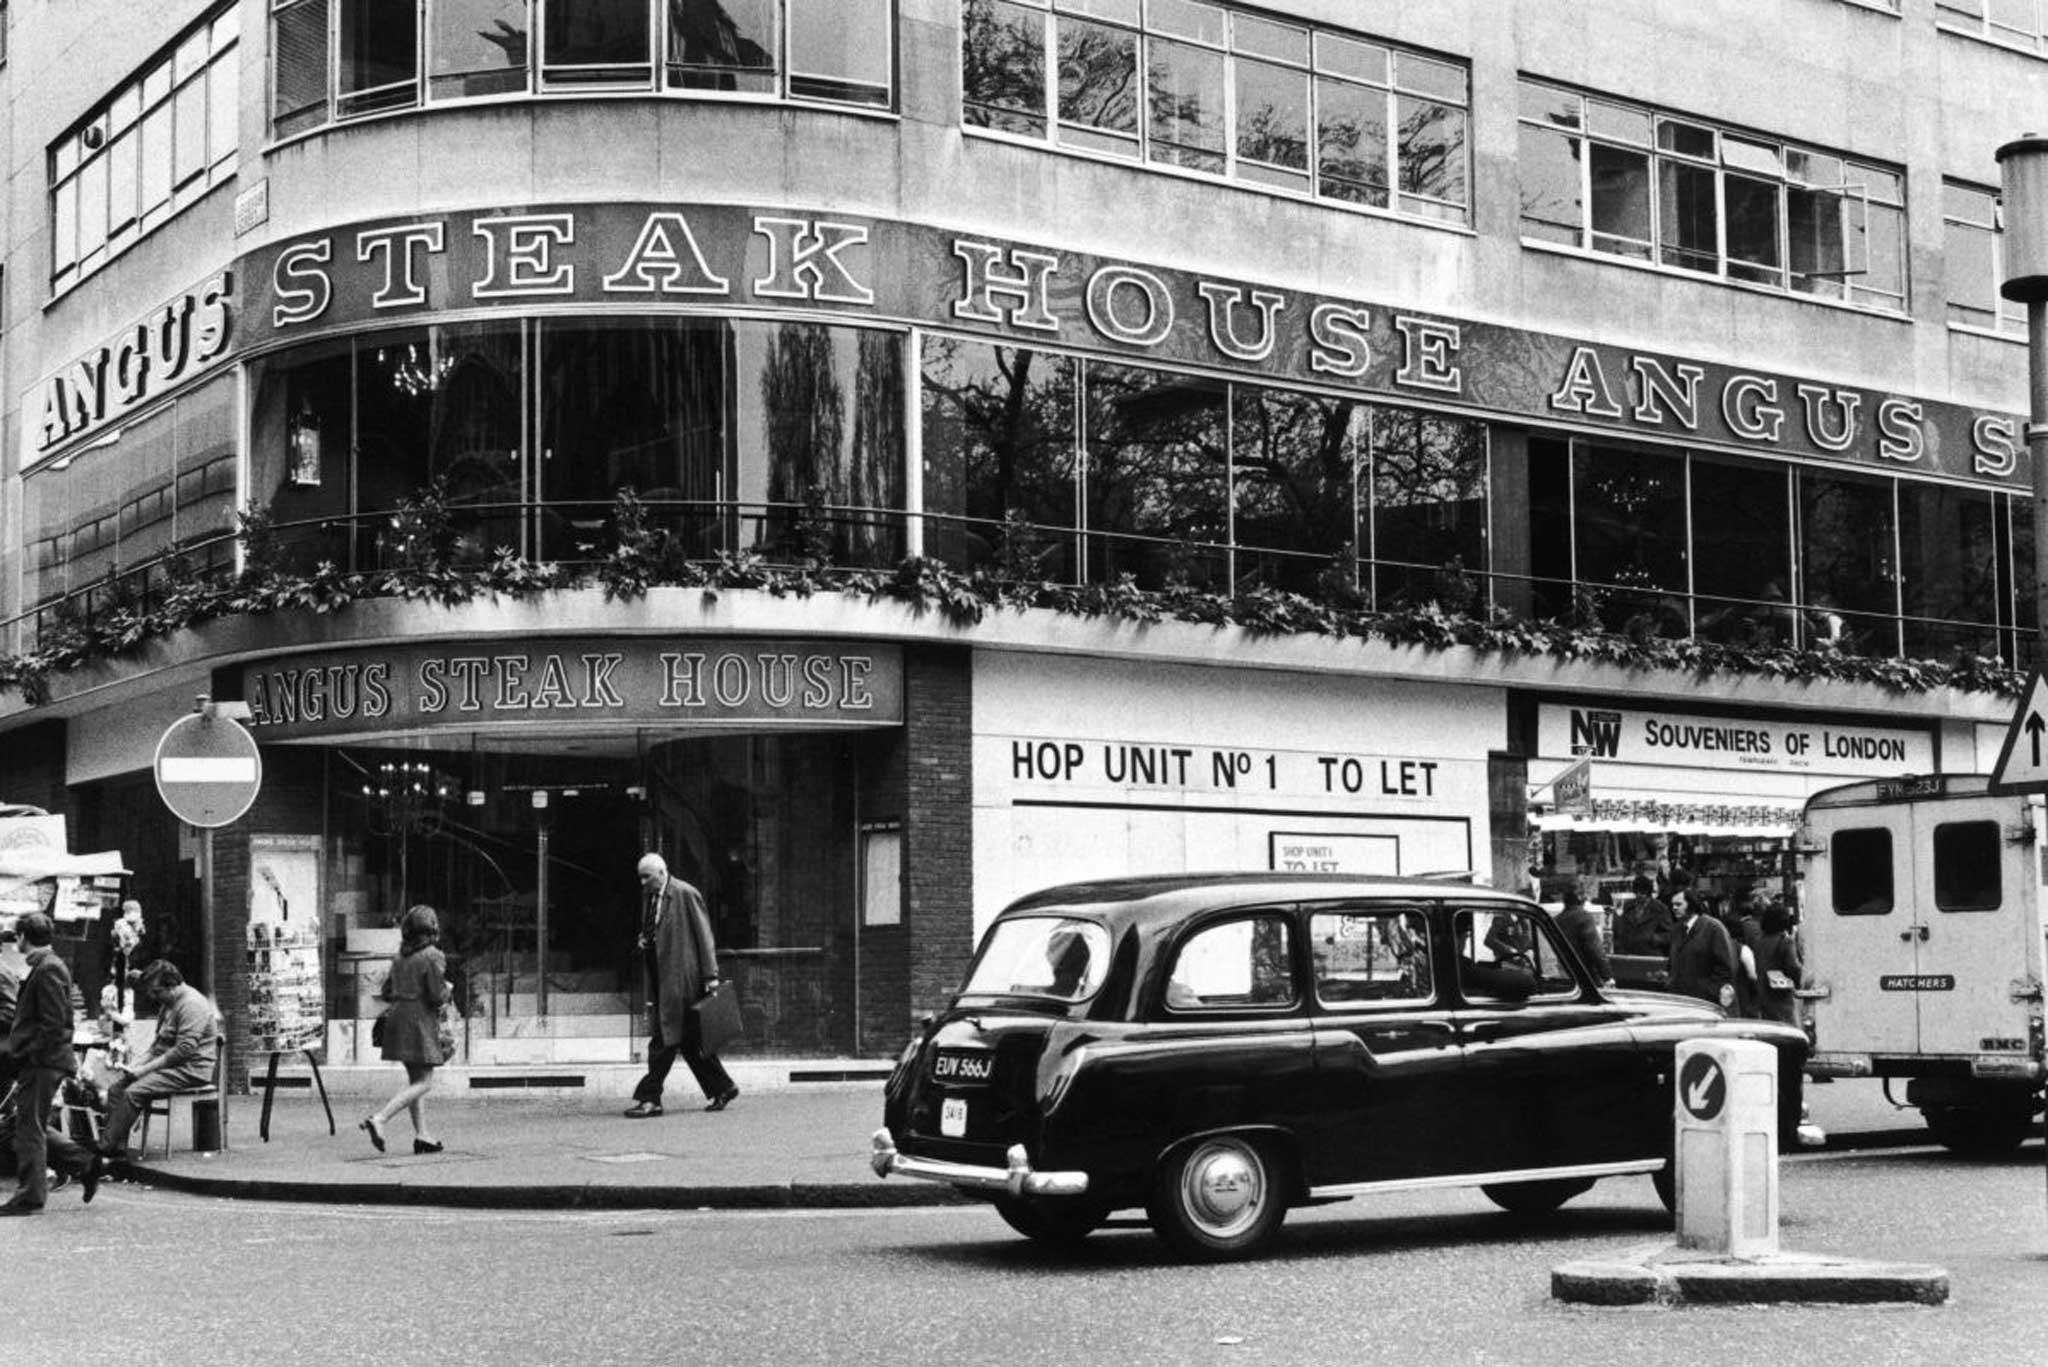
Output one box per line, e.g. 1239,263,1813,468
870,873,1808,1260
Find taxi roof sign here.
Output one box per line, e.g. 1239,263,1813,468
1989,667,2048,794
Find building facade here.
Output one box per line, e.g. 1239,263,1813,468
0,0,2039,1079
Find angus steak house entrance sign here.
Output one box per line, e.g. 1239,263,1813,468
237,202,2028,491
238,639,902,741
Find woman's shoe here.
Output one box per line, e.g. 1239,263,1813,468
360,1117,386,1153
413,1139,444,1155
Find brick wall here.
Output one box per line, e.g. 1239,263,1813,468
901,644,974,1036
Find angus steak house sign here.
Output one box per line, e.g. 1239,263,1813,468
239,639,902,741
238,202,2026,489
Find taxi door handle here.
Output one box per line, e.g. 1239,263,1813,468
1899,926,1929,943
1464,1020,1504,1036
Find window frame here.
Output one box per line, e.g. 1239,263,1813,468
962,0,1470,229
50,3,239,294
1160,909,1302,1015
1515,77,1907,314
269,0,898,140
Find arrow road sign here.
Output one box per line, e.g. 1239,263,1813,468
1678,1052,1727,1121
1990,668,2048,794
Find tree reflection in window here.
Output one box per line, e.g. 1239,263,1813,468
1056,14,1139,154
1232,388,1364,594
962,0,1047,136
1084,363,1228,590
1369,410,1487,611
919,337,1079,579
758,323,903,567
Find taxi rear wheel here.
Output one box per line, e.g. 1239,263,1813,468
1147,1134,1287,1262
1480,1176,1595,1216
992,1194,1110,1246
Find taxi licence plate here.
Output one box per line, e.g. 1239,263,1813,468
940,1096,968,1137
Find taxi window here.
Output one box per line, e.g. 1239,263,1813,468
963,916,1111,1000
1452,907,1578,1001
1831,827,1893,915
1164,914,1297,1011
1310,906,1431,1006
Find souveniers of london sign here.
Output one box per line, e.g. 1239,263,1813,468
238,638,903,741
236,202,2027,490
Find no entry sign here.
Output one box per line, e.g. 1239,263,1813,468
154,710,262,828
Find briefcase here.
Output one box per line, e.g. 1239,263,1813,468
690,980,743,1055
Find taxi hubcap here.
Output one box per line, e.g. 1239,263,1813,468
1181,1140,1265,1236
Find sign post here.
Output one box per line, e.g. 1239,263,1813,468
1994,132,2048,1210
153,696,260,1007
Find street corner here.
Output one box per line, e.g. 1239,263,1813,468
1552,1245,1951,1308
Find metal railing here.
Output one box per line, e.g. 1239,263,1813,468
2,498,2028,673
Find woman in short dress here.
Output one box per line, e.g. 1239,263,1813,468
361,905,449,1155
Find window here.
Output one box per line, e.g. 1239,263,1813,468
271,0,893,134
1934,821,2002,911
1830,828,1893,914
1939,0,2048,54
1944,181,2026,335
1517,79,1906,311
51,5,238,291
964,0,1469,226
1311,907,1431,1005
1453,908,1577,1000
1799,467,1900,656
963,916,1112,1000
1164,915,1297,1009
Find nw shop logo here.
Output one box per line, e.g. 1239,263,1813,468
1570,709,1622,758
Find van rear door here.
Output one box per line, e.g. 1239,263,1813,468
1813,814,1916,1054
1907,795,2037,1058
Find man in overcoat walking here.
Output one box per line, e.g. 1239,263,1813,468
624,852,737,1118
3,912,101,1213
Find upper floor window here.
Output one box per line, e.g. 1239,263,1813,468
50,5,239,293
271,0,893,140
1943,181,2025,335
962,0,1469,226
1938,0,2048,54
1517,78,1906,312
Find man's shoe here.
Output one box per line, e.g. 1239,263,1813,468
48,1170,69,1193
0,1200,42,1217
705,1086,739,1113
622,1100,663,1119
80,1156,103,1205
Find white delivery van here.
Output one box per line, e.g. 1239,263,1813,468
1798,774,2046,1152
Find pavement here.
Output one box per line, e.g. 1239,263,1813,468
82,1069,1938,1213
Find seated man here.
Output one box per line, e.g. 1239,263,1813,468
100,961,219,1160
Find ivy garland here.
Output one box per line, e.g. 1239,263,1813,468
0,486,2022,707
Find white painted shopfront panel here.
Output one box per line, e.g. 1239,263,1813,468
972,655,1503,936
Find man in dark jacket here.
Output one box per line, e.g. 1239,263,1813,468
1665,890,1738,1012
1612,874,1674,957
622,853,737,1118
1554,881,1614,986
3,912,101,1214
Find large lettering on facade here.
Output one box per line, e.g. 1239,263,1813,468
241,639,902,739
236,203,2027,491
32,272,234,464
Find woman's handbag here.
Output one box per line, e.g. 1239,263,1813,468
436,1000,459,1059
689,980,744,1055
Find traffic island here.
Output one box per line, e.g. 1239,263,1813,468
1552,1244,1950,1306
1556,1040,1951,1308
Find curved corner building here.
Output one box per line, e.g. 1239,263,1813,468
1,0,2038,1083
